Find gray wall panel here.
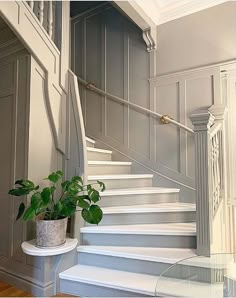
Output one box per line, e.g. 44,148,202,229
71,3,228,201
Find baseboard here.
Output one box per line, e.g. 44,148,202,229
0,268,53,297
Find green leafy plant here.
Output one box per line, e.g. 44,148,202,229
8,171,105,225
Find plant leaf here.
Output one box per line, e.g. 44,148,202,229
23,206,35,221
41,187,51,205
71,176,83,185
47,171,63,183
30,192,42,209
82,205,103,225
67,183,80,195
77,197,90,209
15,179,35,188
56,170,63,177
59,201,76,217
8,188,31,196
88,188,100,203
61,181,70,190
97,180,105,192
16,202,25,221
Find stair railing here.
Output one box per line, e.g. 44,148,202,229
68,70,88,241
77,76,228,254
77,76,194,134
190,106,227,255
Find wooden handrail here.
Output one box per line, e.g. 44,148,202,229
77,76,194,134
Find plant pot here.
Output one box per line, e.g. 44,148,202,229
36,217,68,248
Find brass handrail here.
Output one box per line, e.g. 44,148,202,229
77,76,194,134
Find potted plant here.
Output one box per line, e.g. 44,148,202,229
8,170,105,248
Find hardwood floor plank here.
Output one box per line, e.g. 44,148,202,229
0,281,76,297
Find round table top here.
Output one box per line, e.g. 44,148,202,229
21,238,78,256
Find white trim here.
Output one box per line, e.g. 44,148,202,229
21,238,78,257
81,222,196,236
102,203,196,214
88,161,131,166
88,174,153,180
101,187,180,196
87,147,112,154
86,137,95,144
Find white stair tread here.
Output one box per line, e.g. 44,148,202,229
88,160,132,165
81,222,196,236
87,147,112,154
77,246,233,269
86,137,95,144
102,203,196,214
88,174,153,180
59,264,157,296
77,246,196,264
101,187,180,196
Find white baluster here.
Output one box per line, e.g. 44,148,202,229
48,1,53,38
38,1,44,24
28,1,34,10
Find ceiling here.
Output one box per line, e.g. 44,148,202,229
70,0,230,24
131,0,229,25
70,1,106,17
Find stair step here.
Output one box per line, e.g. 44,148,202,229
86,137,95,147
102,203,196,214
78,245,196,264
88,161,132,175
81,222,196,236
99,187,180,206
101,187,180,196
88,174,153,190
94,203,196,225
81,223,196,248
87,147,112,161
59,264,157,297
77,245,197,276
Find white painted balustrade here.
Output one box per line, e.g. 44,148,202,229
190,106,226,255
27,0,57,41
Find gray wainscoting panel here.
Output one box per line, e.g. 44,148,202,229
71,3,222,201
85,14,103,134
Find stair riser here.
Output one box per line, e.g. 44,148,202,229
99,193,179,207
86,140,94,147
78,253,221,283
60,279,151,297
88,164,131,175
82,233,196,248
88,178,152,190
78,252,170,276
87,151,112,161
86,211,196,226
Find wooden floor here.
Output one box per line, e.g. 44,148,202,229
0,281,75,297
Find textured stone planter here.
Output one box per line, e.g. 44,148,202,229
36,217,68,248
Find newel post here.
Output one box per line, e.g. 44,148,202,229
190,110,215,255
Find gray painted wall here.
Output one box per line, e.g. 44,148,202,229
156,2,236,75
71,2,234,202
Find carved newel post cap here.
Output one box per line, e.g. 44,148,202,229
190,110,215,131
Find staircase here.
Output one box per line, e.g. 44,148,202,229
59,136,197,297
